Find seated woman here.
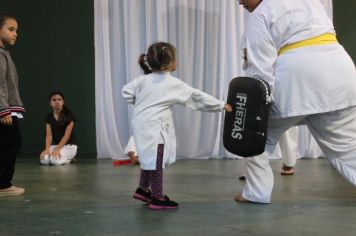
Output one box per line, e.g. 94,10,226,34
40,91,77,165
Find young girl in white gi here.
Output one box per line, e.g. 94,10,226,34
236,0,356,203
40,91,77,165
122,42,232,210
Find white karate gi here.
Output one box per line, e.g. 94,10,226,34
242,0,356,203
122,72,225,170
40,144,77,166
278,126,324,167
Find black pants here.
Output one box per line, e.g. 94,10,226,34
0,117,22,189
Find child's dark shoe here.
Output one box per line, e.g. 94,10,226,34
133,188,151,203
149,195,178,210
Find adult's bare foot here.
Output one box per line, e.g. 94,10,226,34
281,163,294,175
234,194,249,202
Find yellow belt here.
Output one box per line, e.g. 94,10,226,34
278,33,337,55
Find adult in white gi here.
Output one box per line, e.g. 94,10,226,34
123,42,232,209
237,0,356,203
241,33,323,176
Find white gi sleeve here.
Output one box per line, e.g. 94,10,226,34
177,82,224,112
245,13,278,92
122,79,138,104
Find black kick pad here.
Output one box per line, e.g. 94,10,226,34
223,77,271,157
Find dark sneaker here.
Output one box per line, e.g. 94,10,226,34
133,188,151,203
149,195,178,210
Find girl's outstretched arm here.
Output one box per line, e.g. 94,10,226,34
182,87,225,112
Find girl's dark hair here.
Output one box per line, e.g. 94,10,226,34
0,12,16,29
49,91,75,126
138,42,176,74
49,90,65,101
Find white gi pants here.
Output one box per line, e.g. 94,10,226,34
40,145,78,166
278,126,324,167
242,106,356,203
278,126,298,167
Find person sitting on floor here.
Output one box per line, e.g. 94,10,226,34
40,91,77,165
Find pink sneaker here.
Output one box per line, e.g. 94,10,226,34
133,188,151,203
149,195,178,210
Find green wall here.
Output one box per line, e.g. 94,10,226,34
334,0,356,63
2,0,96,154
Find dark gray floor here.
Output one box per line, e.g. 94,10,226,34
1,156,356,236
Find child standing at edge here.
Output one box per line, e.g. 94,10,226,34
40,91,77,165
0,12,25,196
122,42,232,210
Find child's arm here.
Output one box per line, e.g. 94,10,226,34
122,79,138,104
0,54,12,125
51,121,74,158
40,124,53,159
180,86,227,112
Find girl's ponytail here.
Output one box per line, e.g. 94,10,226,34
138,53,152,74
143,42,176,73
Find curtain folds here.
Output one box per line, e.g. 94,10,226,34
94,0,332,159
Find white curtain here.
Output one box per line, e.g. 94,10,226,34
94,0,332,159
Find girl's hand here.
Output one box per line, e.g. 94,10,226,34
0,115,13,126
224,104,233,112
128,152,139,164
51,149,62,159
40,149,51,160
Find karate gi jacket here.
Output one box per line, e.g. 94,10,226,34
122,72,225,170
244,0,356,119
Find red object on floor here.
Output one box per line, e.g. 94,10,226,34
113,159,132,166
